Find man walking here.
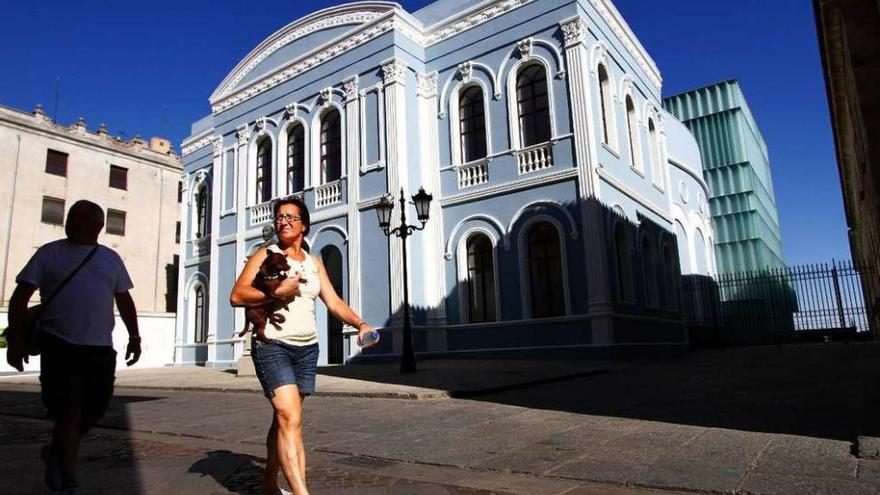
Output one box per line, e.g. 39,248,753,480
6,200,141,494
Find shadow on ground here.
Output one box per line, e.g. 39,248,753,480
320,343,880,442
189,450,269,494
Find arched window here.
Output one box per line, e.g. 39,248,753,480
459,86,487,163
195,185,208,238
661,239,679,309
466,234,496,322
641,236,658,307
527,222,565,317
320,109,342,183
193,284,206,343
516,64,551,147
256,137,272,203
598,64,613,145
625,95,641,170
287,123,305,194
648,118,662,185
614,223,634,302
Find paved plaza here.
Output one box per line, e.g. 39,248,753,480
1,343,878,494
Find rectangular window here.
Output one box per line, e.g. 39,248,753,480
41,197,65,225
109,165,128,190
45,149,68,177
175,221,181,244
177,181,183,203
107,209,126,236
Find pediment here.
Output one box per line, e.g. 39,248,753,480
210,2,399,103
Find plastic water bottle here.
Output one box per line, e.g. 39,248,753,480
360,330,380,347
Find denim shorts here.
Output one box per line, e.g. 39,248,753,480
252,340,319,398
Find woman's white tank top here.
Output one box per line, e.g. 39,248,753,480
263,244,321,346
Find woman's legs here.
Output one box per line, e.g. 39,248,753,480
262,416,280,494
270,384,309,495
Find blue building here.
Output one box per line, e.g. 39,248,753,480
177,0,716,367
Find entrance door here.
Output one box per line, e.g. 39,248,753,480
321,245,344,364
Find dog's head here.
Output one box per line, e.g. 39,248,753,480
260,252,291,280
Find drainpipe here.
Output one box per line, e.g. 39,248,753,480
1,135,22,305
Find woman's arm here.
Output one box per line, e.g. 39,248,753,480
229,247,303,307
314,256,375,341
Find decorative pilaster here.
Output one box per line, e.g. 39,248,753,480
343,75,362,324
207,136,223,363
560,16,614,336
234,125,250,358
416,71,447,326
381,58,410,324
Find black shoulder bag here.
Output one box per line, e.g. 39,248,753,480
19,245,99,355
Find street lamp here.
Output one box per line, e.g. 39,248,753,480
375,187,433,373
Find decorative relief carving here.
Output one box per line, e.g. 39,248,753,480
458,62,473,83
214,19,397,113
416,72,438,98
219,10,386,98
425,0,532,45
236,125,250,146
342,76,359,102
382,59,407,85
254,117,267,132
517,38,533,59
285,102,299,118
212,136,223,156
181,134,214,156
590,42,609,74
320,87,333,104
560,17,587,47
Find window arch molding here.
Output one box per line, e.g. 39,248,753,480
438,61,501,119
591,43,619,151
444,214,506,260
643,103,665,188
505,200,579,249
455,227,501,323
505,56,557,150
277,116,310,194
448,79,493,166
620,81,643,174
611,215,636,303
183,272,209,344
246,129,276,206
515,214,571,319
310,103,346,185
188,170,209,241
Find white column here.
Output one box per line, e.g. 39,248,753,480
382,58,410,324
561,16,614,339
343,75,362,319
234,125,250,356
207,137,223,363
416,71,447,326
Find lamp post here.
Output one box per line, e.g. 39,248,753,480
375,187,433,373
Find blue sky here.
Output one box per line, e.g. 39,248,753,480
0,0,845,265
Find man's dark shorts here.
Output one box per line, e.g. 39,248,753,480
40,332,116,428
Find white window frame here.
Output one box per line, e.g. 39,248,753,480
506,56,557,150
517,215,571,319
456,228,502,323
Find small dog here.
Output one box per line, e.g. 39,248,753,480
239,251,292,342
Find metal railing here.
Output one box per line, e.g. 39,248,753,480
682,260,878,346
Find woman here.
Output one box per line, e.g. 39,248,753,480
230,197,375,495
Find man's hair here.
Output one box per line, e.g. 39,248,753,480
273,196,310,235
67,200,105,232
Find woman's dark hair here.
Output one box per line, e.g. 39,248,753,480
273,196,310,235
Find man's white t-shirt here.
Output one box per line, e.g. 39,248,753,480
15,239,134,347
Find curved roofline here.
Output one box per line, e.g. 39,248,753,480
210,1,403,102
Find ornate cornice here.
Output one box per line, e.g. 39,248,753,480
214,8,390,100
182,133,214,156
416,72,438,98
210,0,661,114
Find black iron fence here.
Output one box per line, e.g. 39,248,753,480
682,260,878,346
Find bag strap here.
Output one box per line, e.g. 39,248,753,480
42,245,99,309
